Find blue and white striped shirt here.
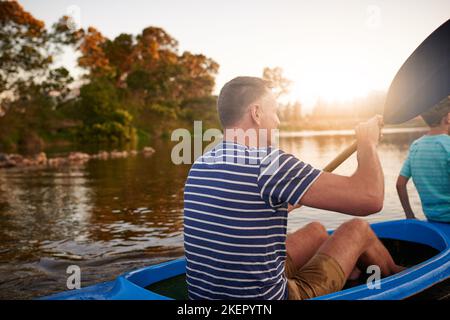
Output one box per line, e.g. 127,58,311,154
183,141,322,300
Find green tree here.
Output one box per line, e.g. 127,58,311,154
87,27,218,138
77,78,135,143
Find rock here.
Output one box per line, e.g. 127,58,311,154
0,159,14,168
96,151,109,160
6,154,24,166
142,147,155,157
0,153,10,168
47,157,67,166
34,152,47,165
21,158,35,166
67,152,90,163
110,150,128,158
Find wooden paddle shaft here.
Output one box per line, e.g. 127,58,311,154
322,141,357,172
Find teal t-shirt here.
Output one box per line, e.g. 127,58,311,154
400,134,450,222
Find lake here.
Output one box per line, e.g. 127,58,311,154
0,128,429,299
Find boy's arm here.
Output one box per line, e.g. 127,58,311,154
396,175,416,219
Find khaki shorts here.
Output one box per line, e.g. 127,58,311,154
285,252,346,300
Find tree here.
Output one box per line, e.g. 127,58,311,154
0,2,75,105
77,78,135,143
77,27,113,77
262,67,291,98
0,0,47,95
0,1,75,152
290,101,302,122
278,101,302,124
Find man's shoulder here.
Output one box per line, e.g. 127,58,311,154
258,147,299,169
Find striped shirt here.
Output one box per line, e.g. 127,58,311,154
183,140,322,300
400,134,450,222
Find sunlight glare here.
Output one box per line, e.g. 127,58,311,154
285,56,378,112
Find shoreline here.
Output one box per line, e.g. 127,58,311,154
278,126,429,138
0,147,156,169
0,127,430,169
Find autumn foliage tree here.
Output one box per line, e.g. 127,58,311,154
0,0,47,95
0,1,220,150
55,20,220,141
0,1,74,152
262,67,303,125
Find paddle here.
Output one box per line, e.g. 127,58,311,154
322,19,450,173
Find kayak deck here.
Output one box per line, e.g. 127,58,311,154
41,219,450,300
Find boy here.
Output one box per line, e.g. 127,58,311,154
396,96,450,222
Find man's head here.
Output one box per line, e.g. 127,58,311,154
217,77,280,145
421,96,450,128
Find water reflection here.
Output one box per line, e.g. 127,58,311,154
0,129,429,299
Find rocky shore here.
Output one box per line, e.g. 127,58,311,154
0,147,155,169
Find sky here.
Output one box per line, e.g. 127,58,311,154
20,0,450,111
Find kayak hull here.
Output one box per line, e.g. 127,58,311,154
40,219,450,300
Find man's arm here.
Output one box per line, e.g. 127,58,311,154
396,175,416,219
297,116,384,216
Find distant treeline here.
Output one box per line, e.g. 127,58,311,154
278,91,386,131
260,67,406,131
278,91,426,131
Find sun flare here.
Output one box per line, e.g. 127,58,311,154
283,56,380,112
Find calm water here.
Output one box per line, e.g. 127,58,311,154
0,128,428,299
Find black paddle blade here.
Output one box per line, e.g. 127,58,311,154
384,19,450,125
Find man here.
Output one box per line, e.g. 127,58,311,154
183,76,403,300
396,96,450,222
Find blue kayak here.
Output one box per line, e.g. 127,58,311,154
40,219,450,300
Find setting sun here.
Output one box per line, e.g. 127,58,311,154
288,65,374,110
277,49,386,111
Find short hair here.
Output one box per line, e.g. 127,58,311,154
217,76,271,128
421,96,450,127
